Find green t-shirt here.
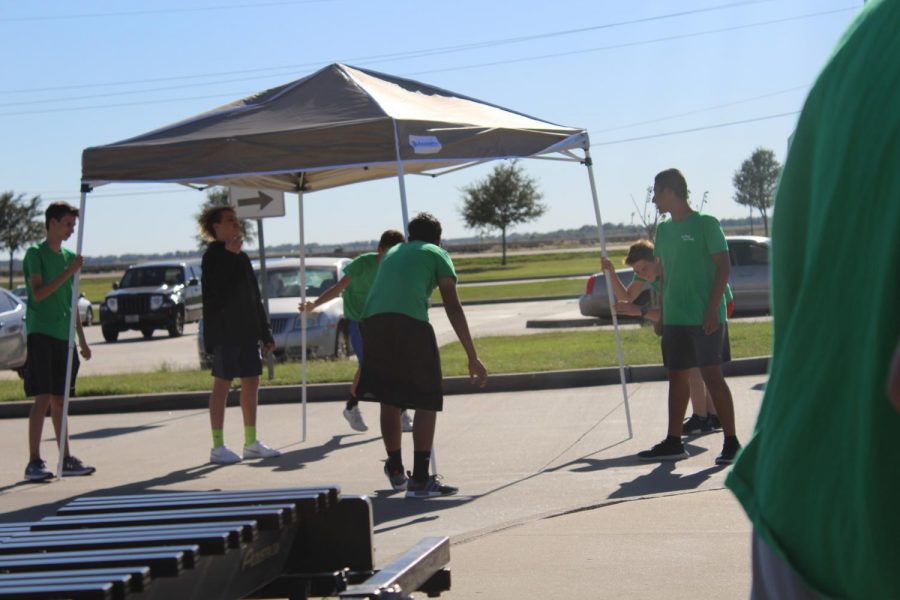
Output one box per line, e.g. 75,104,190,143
363,241,456,323
726,1,900,597
653,212,728,325
22,241,76,341
341,252,379,322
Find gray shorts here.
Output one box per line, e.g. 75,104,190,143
751,530,824,599
211,343,262,380
661,323,730,371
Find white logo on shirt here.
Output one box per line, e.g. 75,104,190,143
681,234,695,242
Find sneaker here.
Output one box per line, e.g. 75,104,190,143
62,456,96,477
401,410,414,433
210,445,241,464
682,414,713,435
24,459,53,482
343,406,369,432
715,438,742,465
638,438,689,461
243,440,281,459
383,463,408,491
405,473,458,499
708,414,722,431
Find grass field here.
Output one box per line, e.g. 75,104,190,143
0,321,771,402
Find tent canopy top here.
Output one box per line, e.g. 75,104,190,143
82,63,588,192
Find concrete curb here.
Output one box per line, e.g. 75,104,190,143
0,357,769,419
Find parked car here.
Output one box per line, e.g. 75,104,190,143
0,287,27,376
100,260,202,342
197,257,351,368
579,235,771,318
13,285,94,327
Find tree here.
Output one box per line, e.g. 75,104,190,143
460,162,546,265
193,187,255,250
630,186,660,241
733,148,781,236
0,191,44,289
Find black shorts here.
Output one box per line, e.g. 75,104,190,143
23,333,79,397
211,343,262,380
356,313,443,411
661,323,731,371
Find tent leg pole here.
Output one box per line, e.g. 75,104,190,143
298,185,308,443
393,120,438,474
584,149,633,439
56,187,89,479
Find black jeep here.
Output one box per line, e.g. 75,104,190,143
100,261,203,342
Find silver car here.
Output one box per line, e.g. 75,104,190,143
579,235,771,318
13,285,94,327
0,287,27,375
198,256,351,367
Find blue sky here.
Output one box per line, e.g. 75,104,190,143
1,0,860,257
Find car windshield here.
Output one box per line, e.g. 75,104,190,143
119,266,184,288
257,266,337,298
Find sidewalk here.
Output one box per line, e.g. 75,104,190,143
0,375,763,598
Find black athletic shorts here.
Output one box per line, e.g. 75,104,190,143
356,313,443,411
23,333,79,397
211,343,262,380
661,323,731,371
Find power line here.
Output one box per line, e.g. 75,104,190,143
591,111,800,146
0,0,337,23
0,7,853,117
0,0,769,95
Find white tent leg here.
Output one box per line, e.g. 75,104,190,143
584,148,633,438
55,188,89,479
298,186,308,443
393,120,438,474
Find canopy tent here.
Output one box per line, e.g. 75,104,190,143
58,63,631,477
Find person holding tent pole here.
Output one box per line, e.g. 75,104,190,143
601,240,734,435
299,229,409,433
22,201,95,482
356,212,488,498
198,206,280,465
636,169,740,465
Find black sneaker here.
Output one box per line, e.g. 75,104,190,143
638,438,689,461
24,459,52,482
62,456,96,476
682,414,713,435
405,472,458,499
383,463,408,491
715,439,742,465
708,414,722,431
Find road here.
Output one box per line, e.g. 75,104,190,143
0,298,588,379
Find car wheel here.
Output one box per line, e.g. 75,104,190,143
334,323,350,359
83,307,93,327
102,326,119,342
168,308,184,338
141,327,154,339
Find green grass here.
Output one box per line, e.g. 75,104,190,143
0,322,771,402
452,250,622,282
78,277,119,304
439,278,586,303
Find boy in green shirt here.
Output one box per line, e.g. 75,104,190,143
301,229,405,432
22,201,95,481
636,169,740,465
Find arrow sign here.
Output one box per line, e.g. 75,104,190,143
238,191,274,210
229,187,286,219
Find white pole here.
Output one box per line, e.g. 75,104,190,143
55,187,89,479
584,147,633,438
297,181,308,442
392,120,437,474
257,218,275,380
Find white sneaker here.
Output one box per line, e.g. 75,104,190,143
343,406,369,432
210,445,241,464
243,439,281,459
401,410,414,433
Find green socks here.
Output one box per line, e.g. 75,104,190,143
244,425,257,447
212,429,225,448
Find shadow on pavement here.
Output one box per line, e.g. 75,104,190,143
261,433,381,473
71,424,163,440
609,460,726,499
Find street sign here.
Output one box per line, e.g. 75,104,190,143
229,186,286,219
